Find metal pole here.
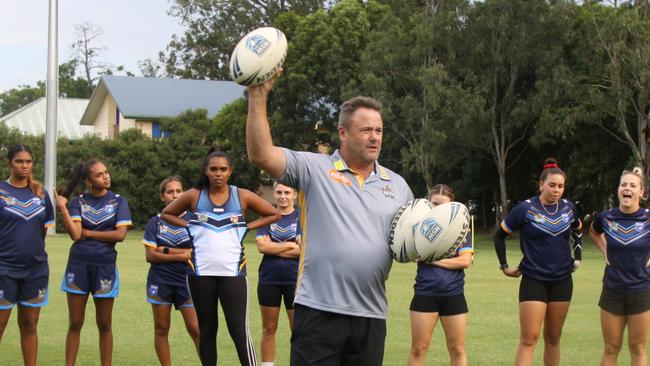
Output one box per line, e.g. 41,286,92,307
45,0,58,234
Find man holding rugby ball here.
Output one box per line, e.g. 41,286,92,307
246,73,413,366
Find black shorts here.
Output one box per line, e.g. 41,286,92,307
599,286,650,316
146,280,192,310
0,263,49,309
409,293,468,316
519,274,573,303
290,304,386,366
257,283,296,309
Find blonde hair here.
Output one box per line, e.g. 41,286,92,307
621,167,646,191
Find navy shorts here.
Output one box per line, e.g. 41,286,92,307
0,262,49,309
257,283,296,309
409,293,468,316
519,274,573,303
61,260,119,298
146,279,193,310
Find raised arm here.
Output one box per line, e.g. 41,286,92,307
246,75,287,179
54,191,83,241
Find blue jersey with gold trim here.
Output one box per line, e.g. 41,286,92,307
68,191,132,264
501,196,579,281
414,230,473,296
143,213,193,285
592,208,650,292
257,210,301,285
0,181,54,268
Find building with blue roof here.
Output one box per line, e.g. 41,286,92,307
80,75,245,139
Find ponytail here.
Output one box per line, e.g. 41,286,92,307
59,159,103,198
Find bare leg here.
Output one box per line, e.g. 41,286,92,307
94,297,114,366
515,301,546,366
600,309,626,366
542,301,570,366
17,306,41,366
627,310,650,366
440,313,468,366
0,308,12,343
260,305,281,363
407,311,438,366
152,304,172,366
179,305,200,355
65,293,89,366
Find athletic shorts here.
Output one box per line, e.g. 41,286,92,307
0,263,49,309
61,260,119,298
146,280,193,310
409,293,468,316
257,283,296,309
599,286,650,316
519,274,572,303
290,304,386,366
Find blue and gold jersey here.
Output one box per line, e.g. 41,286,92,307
257,210,301,285
143,213,193,285
414,230,473,296
68,191,132,264
592,208,650,292
0,181,54,268
501,196,580,281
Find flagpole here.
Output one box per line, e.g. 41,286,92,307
45,0,58,234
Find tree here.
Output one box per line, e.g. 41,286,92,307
0,84,44,116
161,0,328,79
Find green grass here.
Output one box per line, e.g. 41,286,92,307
0,232,631,365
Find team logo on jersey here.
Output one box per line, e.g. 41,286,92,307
104,204,114,213
562,213,570,223
328,169,352,186
532,213,545,224
99,279,113,292
66,273,75,284
4,196,16,206
607,221,619,232
37,288,46,300
197,212,209,223
160,224,169,234
230,214,239,224
382,185,395,198
635,222,644,232
213,207,224,213
148,285,159,297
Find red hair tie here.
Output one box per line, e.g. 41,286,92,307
544,163,558,169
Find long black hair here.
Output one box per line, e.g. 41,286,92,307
59,158,103,198
7,144,44,197
195,147,232,190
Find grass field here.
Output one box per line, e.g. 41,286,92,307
0,231,632,365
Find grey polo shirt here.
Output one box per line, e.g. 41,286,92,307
279,149,413,319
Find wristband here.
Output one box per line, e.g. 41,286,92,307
163,247,170,254
499,263,509,270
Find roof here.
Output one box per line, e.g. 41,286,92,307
0,97,93,139
80,76,245,125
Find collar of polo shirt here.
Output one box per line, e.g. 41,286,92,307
331,150,391,181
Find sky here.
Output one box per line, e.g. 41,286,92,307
0,0,185,91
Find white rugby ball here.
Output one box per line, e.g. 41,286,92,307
389,199,434,263
229,27,287,86
415,202,470,263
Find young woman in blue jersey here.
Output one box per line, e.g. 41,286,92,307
256,182,301,366
493,158,583,366
143,176,199,365
161,148,279,366
55,158,132,366
0,144,54,366
407,184,472,366
589,168,650,366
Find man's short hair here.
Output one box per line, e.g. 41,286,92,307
338,96,382,129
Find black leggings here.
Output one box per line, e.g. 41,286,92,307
187,275,257,366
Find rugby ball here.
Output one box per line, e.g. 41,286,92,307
388,199,434,263
415,202,470,263
229,27,287,86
